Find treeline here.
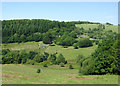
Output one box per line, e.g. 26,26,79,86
70,21,100,24
2,19,102,44
2,19,75,43
79,34,120,75
2,19,96,48
2,19,115,47
2,49,67,65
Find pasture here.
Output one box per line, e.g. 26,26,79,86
2,64,118,84
2,42,97,61
75,24,118,33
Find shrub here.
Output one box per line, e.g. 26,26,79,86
95,40,99,45
56,54,66,64
63,46,68,48
33,54,43,63
76,54,84,63
60,62,65,67
43,63,48,67
49,44,55,46
79,67,89,75
49,53,57,64
2,49,10,55
69,64,74,69
73,43,78,49
37,69,41,73
26,59,35,65
77,38,93,48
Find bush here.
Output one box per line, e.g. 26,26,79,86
76,55,84,63
49,53,57,64
77,38,93,48
49,44,55,46
33,54,43,63
43,63,48,67
56,54,66,64
63,46,68,48
60,62,65,67
79,67,89,75
74,46,78,49
69,64,74,69
73,43,78,49
26,59,35,65
95,40,99,45
37,69,41,73
2,49,10,55
57,35,76,46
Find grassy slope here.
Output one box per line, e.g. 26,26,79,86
75,24,118,33
45,45,97,60
2,41,48,53
2,42,97,61
2,64,118,84
75,24,98,30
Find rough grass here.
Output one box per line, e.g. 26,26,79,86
45,45,97,60
2,64,118,84
75,24,99,30
2,41,48,53
2,41,97,61
104,25,118,33
75,24,118,33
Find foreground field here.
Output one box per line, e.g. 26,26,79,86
2,64,118,84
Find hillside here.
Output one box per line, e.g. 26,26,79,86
2,19,119,84
75,24,118,33
2,41,97,61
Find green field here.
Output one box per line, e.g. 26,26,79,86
75,24,118,33
45,45,97,60
2,41,48,53
2,42,97,61
75,24,98,30
2,64,118,84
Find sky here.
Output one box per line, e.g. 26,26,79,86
2,2,118,25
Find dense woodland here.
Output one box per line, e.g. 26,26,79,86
2,19,120,75
2,19,106,45
79,34,120,75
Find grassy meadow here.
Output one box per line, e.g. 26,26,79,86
45,44,97,60
2,41,97,61
2,64,118,84
75,24,118,33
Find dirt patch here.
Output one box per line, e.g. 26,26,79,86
64,74,77,76
68,77,98,80
2,73,30,80
2,73,40,80
33,76,39,78
36,83,48,84
3,74,17,78
79,77,98,80
0,73,2,77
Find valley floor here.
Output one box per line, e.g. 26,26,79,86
2,64,118,84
